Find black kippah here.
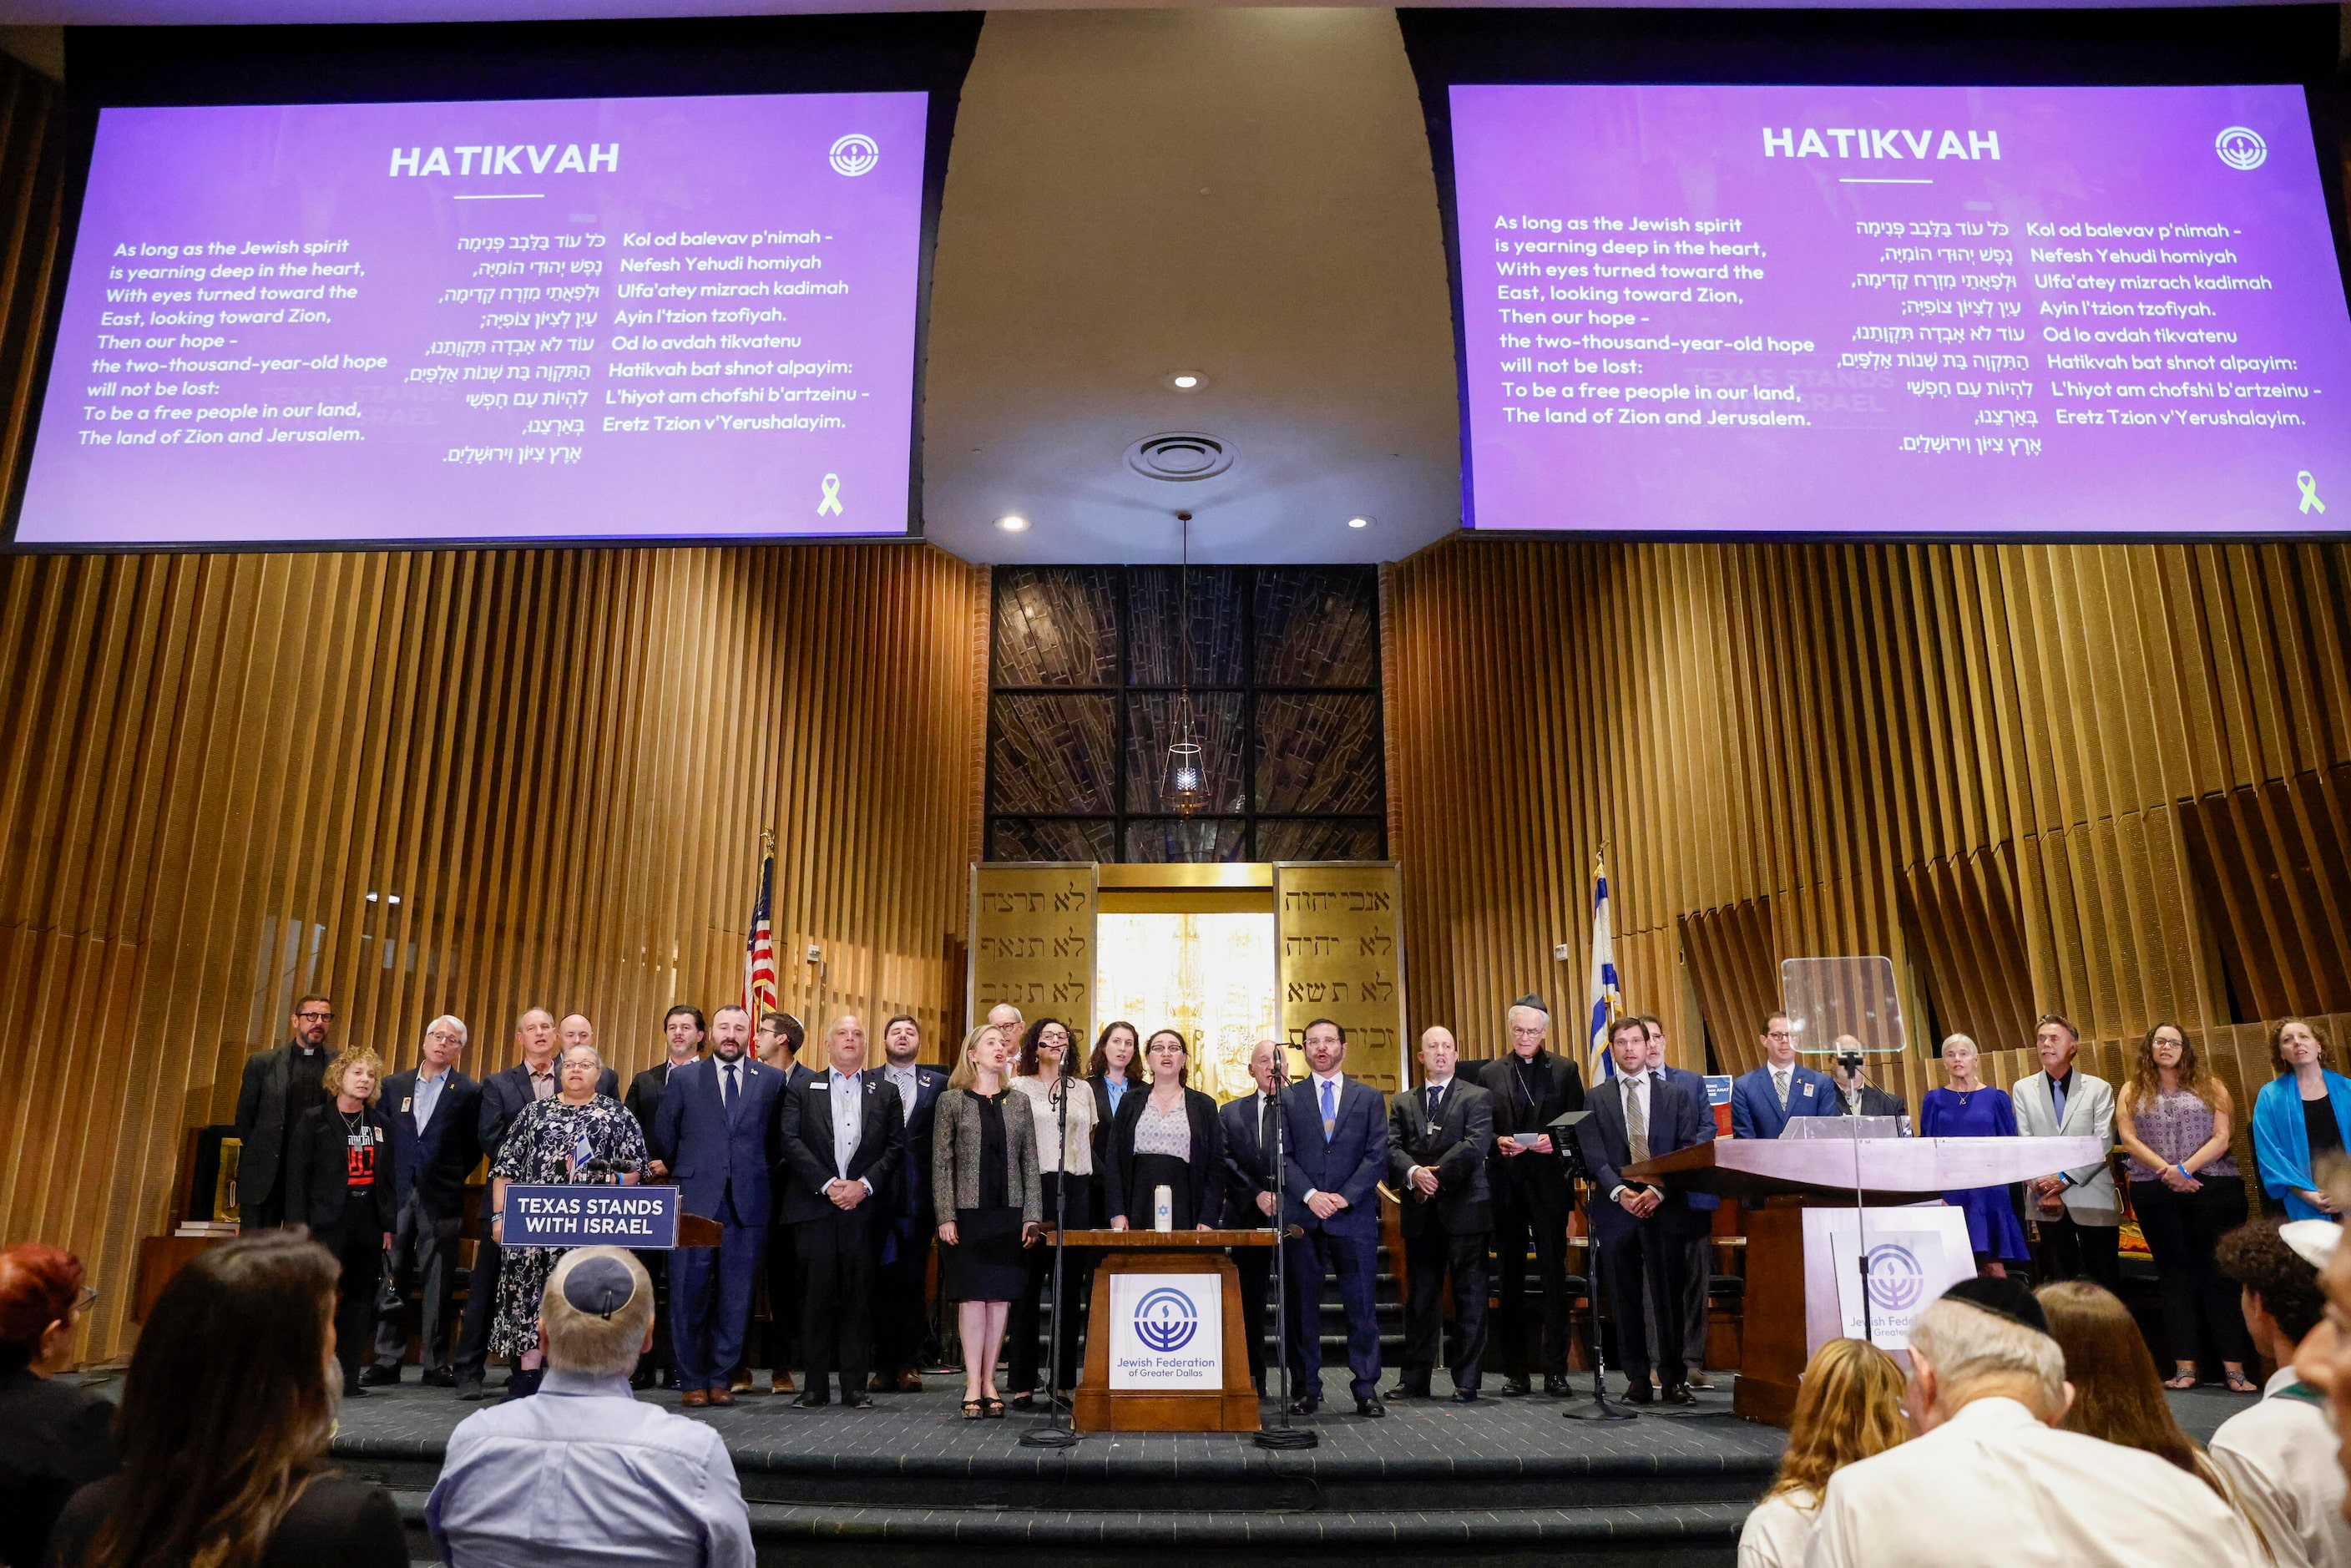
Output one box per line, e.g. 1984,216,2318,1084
1511,994,1547,1014
561,1254,637,1320
1939,1274,2051,1336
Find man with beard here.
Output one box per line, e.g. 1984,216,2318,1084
233,994,338,1231
867,1014,948,1391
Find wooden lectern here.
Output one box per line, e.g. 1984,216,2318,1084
1622,1135,2102,1425
1054,1228,1274,1434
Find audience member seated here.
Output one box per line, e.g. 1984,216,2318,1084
2252,1018,2351,1222
1806,1276,2266,1566
427,1247,752,1567
2035,1280,2229,1494
2213,1218,2350,1568
2295,1183,2351,1538
1736,1338,1906,1568
0,1245,114,1568
46,1231,405,1568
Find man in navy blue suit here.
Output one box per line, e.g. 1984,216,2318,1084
867,1013,949,1391
366,1014,481,1387
1640,1014,1720,1388
1575,1015,1713,1404
1730,1011,1838,1141
1281,1018,1389,1418
653,1002,788,1408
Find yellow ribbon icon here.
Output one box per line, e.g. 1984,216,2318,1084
817,473,844,517
2298,471,2325,515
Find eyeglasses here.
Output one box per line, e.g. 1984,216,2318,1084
296,1009,336,1023
74,1285,99,1312
425,1028,463,1043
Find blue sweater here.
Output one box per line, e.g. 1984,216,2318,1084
2250,1070,2351,1222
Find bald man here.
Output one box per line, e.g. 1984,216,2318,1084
1218,1039,1288,1393
1479,996,1585,1396
777,1015,905,1407
1388,1027,1495,1402
986,1003,1025,1034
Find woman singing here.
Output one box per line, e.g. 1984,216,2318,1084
1919,1034,2028,1275
1105,1029,1224,1232
282,1045,395,1398
934,1024,1044,1419
2251,1016,2351,1222
1008,1017,1096,1409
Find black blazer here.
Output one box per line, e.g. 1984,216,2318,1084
49,1474,405,1568
0,1369,114,1568
477,1062,620,1166
1573,1072,1711,1247
776,1071,907,1226
1086,1075,1144,1183
1216,1090,1283,1229
1479,1049,1585,1212
624,1060,696,1159
232,1038,334,1208
1387,1078,1496,1237
1831,1082,1909,1121
378,1068,481,1218
1103,1087,1226,1227
281,1103,396,1236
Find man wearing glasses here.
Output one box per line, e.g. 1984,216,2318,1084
365,1015,483,1387
233,994,338,1232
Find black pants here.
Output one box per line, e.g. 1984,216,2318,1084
325,1211,384,1392
373,1191,461,1372
452,1231,502,1381
1401,1227,1490,1391
872,1221,934,1378
1235,1231,1274,1391
1644,1231,1712,1370
240,1186,285,1233
760,1218,801,1378
796,1209,877,1399
1493,1194,1571,1376
1600,1216,1687,1389
1009,1173,1090,1393
2031,1211,2121,1292
2131,1178,2252,1368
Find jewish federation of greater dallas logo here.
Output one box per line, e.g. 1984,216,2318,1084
1863,1242,1926,1313
1132,1286,1200,1353
2214,126,2267,172
829,134,881,178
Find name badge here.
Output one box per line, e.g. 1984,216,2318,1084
1801,1083,1815,1098
401,1097,412,1113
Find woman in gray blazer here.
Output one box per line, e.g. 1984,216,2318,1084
933,1023,1044,1418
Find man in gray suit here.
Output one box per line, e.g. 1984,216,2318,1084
233,993,337,1231
2011,1013,2120,1291
1385,1025,1495,1403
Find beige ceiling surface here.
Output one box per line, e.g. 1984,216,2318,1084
920,8,1462,564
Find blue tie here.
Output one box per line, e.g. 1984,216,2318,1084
723,1063,739,1115
1320,1078,1336,1128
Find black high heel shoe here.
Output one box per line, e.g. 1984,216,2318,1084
961,1399,986,1420
983,1395,1006,1419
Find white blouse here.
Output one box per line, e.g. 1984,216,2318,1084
1009,1073,1095,1175
1737,1486,1818,1568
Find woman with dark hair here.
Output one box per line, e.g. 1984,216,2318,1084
281,1045,395,1398
1737,1338,1909,1568
2035,1280,2230,1494
1105,1029,1224,1233
1007,1017,1096,1409
2113,1022,2255,1392
1086,1021,1143,1174
47,1230,405,1568
0,1244,114,1568
2252,1017,2351,1222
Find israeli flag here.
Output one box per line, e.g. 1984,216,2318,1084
569,1122,594,1176
1587,852,1621,1081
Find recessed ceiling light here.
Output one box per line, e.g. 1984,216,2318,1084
1164,371,1207,392
996,514,1029,533
1347,515,1373,529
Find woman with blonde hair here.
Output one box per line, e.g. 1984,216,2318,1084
282,1044,394,1397
1919,1034,2029,1274
934,1023,1044,1418
1737,1338,1908,1567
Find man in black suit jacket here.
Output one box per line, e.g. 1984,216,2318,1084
232,994,338,1231
1574,1015,1712,1404
449,1008,619,1399
1387,1025,1496,1403
1218,1039,1288,1393
622,1004,705,1388
364,1015,482,1387
753,1010,816,1394
1478,994,1585,1394
867,1014,951,1391
776,1014,905,1408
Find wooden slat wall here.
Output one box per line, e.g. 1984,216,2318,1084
0,542,988,1363
1384,539,2351,1107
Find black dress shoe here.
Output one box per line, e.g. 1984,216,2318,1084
1290,1393,1321,1416
1661,1383,1696,1405
1499,1375,1531,1397
341,1382,369,1399
629,1367,655,1390
842,1393,873,1409
1383,1381,1430,1403
1356,1396,1387,1418
1620,1382,1657,1405
455,1377,485,1401
792,1391,832,1409
1543,1373,1572,1397
1452,1388,1479,1404
358,1363,400,1388
422,1367,458,1388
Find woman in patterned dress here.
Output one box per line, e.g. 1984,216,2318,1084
487,1041,647,1395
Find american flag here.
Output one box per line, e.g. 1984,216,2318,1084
744,839,778,1019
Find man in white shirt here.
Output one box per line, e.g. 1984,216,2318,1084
2212,1219,2349,1568
1807,1280,2265,1567
2010,1013,2121,1290
776,1015,904,1409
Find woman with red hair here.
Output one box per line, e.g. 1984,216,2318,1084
0,1242,115,1566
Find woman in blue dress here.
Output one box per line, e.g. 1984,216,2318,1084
1919,1033,2030,1276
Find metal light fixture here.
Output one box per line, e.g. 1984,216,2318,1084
1165,513,1207,817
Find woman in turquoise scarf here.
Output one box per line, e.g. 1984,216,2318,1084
2251,1017,2351,1222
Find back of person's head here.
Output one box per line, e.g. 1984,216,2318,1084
0,1242,84,1374
1770,1338,1909,1504
94,1230,340,1568
2036,1281,2218,1491
1908,1294,2068,1424
539,1247,655,1377
2216,1219,2327,1343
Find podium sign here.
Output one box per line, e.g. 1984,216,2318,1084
1108,1272,1224,1388
503,1184,679,1248
1806,1206,1974,1356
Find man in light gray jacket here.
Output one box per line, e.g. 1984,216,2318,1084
2011,1013,2120,1291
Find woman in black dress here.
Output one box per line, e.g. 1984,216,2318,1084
1105,1029,1225,1233
281,1045,395,1397
933,1023,1043,1418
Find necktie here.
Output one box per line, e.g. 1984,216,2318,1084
1627,1077,1650,1165
1259,1095,1274,1157
1321,1078,1337,1136
723,1063,738,1114
1425,1085,1441,1120
1774,1069,1789,1110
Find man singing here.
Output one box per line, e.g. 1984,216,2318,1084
232,994,337,1232
367,1014,480,1388
1386,1025,1494,1403
624,1004,703,1390
1641,1015,1719,1390
1478,994,1584,1395
1730,1012,1835,1140
1282,1019,1388,1418
777,1015,905,1409
867,1014,948,1392
1218,1039,1287,1393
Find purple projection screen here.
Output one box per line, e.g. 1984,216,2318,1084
1449,83,2351,534
17,91,928,545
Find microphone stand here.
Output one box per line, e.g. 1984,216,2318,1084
1256,1048,1317,1450
1555,1114,1635,1423
1020,1068,1079,1449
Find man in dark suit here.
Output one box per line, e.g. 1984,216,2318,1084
777,1014,905,1409
1575,1014,1712,1404
867,1014,949,1392
624,1004,705,1388
450,1007,619,1399
1730,1011,1838,1141
1280,1018,1389,1418
653,1003,787,1409
1478,994,1585,1395
1218,1039,1287,1393
1386,1024,1495,1404
1641,1015,1721,1390
233,993,337,1232
363,1014,482,1387
1828,1044,1911,1128
753,1010,815,1394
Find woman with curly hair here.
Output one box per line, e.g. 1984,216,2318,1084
1737,1337,1909,1567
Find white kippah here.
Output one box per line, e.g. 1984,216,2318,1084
2281,1218,2342,1272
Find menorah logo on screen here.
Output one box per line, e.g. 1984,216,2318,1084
830,134,881,177
1863,1243,1927,1313
2214,126,2267,172
1132,1287,1199,1353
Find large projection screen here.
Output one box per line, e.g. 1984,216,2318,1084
17,90,928,546
1448,83,2351,534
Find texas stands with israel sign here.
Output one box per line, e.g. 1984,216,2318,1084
502,1184,680,1248
1108,1273,1224,1388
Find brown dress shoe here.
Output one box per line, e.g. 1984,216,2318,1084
869,1372,893,1393
772,1370,795,1393
707,1388,736,1407
680,1389,710,1408
729,1373,753,1395
897,1371,924,1393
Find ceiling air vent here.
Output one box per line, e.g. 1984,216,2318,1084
1125,432,1235,482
